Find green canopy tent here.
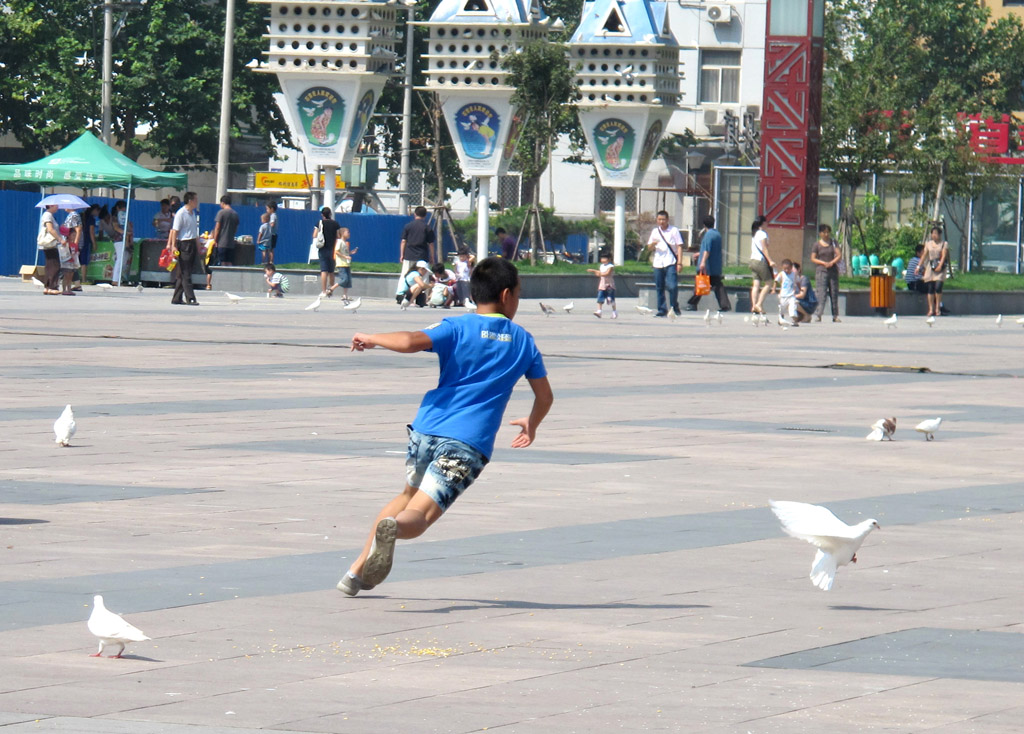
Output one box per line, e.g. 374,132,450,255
0,131,187,283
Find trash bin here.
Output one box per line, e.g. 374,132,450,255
869,264,895,313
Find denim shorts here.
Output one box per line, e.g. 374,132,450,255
405,426,488,513
597,287,616,303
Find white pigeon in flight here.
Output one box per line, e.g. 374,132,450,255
225,292,245,304
343,296,362,312
884,313,898,329
769,500,880,591
563,301,575,313
54,404,76,447
87,595,150,658
866,417,896,441
305,296,322,312
635,304,654,315
914,417,942,441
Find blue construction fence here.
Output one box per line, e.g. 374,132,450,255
0,190,592,275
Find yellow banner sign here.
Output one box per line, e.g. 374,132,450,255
254,172,346,190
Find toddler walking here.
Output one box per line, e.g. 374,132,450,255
587,252,617,318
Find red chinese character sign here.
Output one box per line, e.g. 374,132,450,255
960,113,1024,165
758,0,825,265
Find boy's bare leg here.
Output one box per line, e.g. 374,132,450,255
349,485,443,577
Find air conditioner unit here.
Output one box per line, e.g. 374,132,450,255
705,4,732,24
703,109,719,126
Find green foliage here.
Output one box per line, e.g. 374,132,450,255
0,0,289,165
849,193,926,266
449,205,611,249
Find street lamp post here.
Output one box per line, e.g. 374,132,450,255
215,0,237,200
101,0,113,146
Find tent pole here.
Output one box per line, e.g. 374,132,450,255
119,183,132,286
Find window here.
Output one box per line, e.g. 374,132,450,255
699,50,741,104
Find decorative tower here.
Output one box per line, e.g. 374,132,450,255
569,0,680,265
254,0,403,209
421,0,552,260
758,0,825,266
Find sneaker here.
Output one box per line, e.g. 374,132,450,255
336,571,375,597
361,517,398,587
611,311,618,319
593,310,602,318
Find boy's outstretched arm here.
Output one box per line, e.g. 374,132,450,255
509,376,553,448
351,331,433,353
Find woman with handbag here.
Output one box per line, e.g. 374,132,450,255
37,204,63,294
917,226,949,318
748,216,775,315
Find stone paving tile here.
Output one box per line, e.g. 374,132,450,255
2,280,1023,732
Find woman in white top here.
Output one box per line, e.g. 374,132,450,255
748,216,775,314
38,204,64,294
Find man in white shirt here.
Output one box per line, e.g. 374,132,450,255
645,210,683,317
168,191,200,306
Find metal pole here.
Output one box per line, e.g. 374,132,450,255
476,176,490,262
324,165,337,211
398,6,414,216
215,0,236,200
1017,177,1022,275
101,0,113,146
613,188,625,265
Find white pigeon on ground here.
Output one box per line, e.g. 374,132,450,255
703,309,712,326
769,500,881,591
925,315,936,327
563,301,575,313
136,284,144,293
884,313,898,329
914,417,942,441
714,311,724,325
635,304,654,315
87,595,150,658
95,283,114,290
305,296,322,312
866,417,896,441
1017,317,1024,326
54,404,76,447
668,308,678,321
464,300,477,312
343,296,362,312
995,314,1002,327
31,276,45,288
539,302,556,316
225,292,244,304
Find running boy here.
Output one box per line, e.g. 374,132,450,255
586,251,616,319
338,257,554,596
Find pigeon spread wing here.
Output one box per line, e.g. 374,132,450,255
769,500,863,547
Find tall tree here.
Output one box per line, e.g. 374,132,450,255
821,0,1024,262
0,0,289,167
501,40,579,261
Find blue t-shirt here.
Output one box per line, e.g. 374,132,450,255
397,269,422,296
699,228,723,276
413,313,547,459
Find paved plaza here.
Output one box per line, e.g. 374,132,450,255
1,277,1023,733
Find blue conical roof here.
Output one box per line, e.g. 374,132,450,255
570,0,669,44
427,0,545,24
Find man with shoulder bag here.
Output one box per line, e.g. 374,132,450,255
646,210,683,317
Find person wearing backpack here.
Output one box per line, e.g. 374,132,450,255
314,207,342,297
